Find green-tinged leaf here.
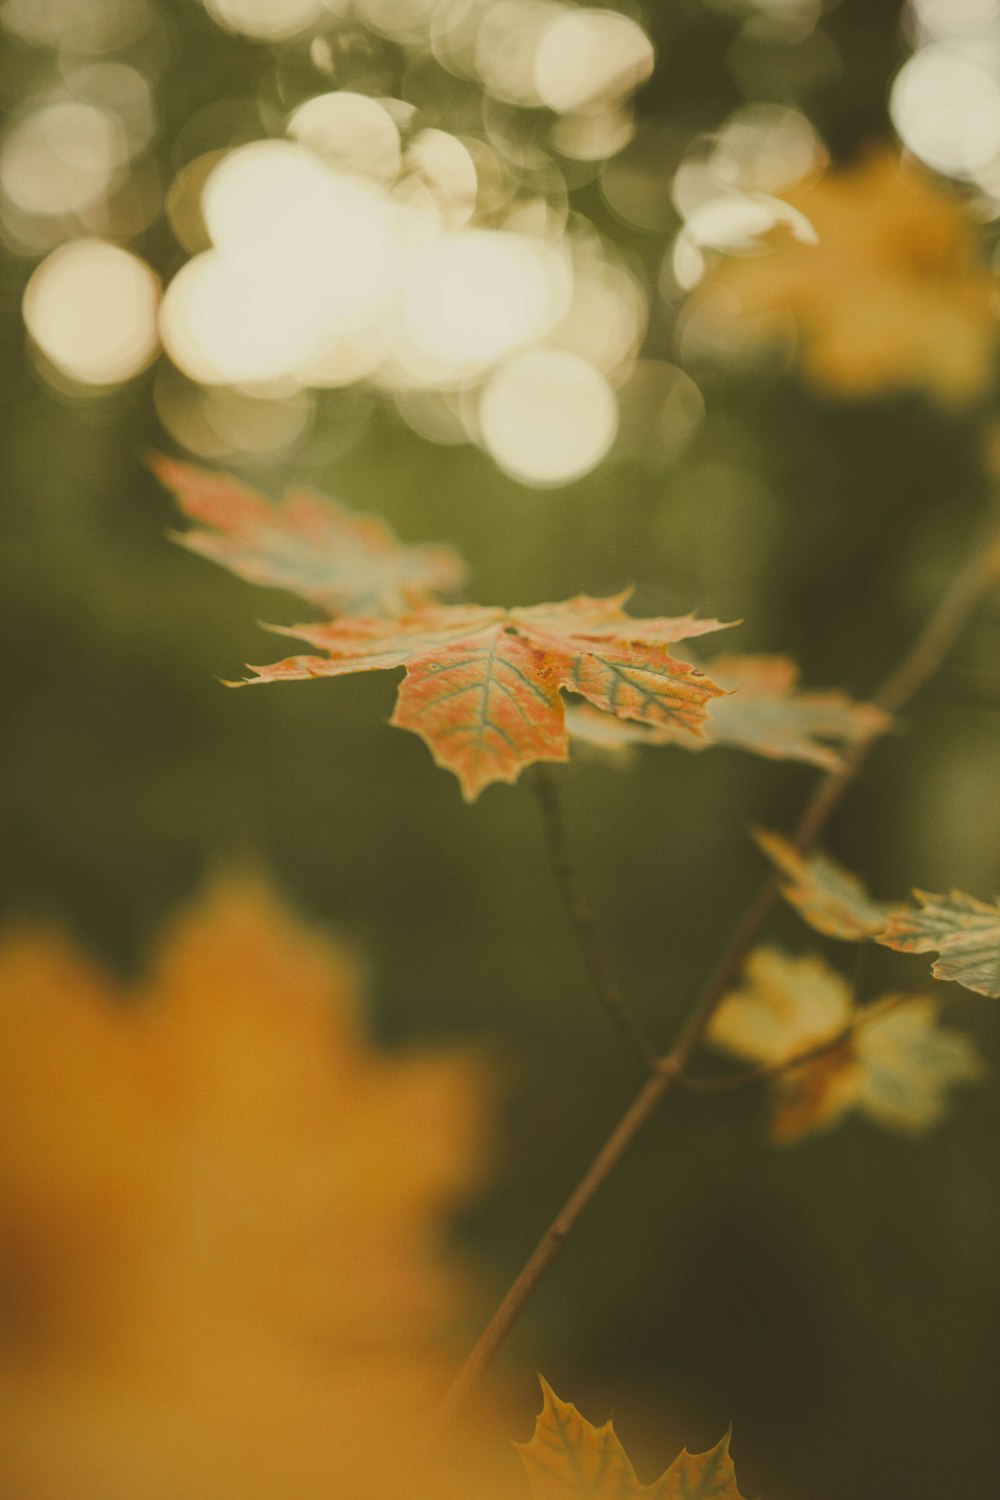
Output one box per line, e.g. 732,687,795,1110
515,1378,747,1500
151,455,466,615
706,948,983,1143
705,656,890,771
876,889,1000,998
236,597,729,800
565,655,888,771
753,829,892,940
564,702,645,758
853,998,985,1133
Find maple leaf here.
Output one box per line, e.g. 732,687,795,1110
706,948,983,1143
753,829,892,940
240,594,731,800
566,655,888,772
876,889,1000,999
704,656,890,771
150,454,467,615
515,1377,747,1499
0,878,519,1500
703,147,998,403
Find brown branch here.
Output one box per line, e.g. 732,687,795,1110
532,763,658,1069
433,521,999,1432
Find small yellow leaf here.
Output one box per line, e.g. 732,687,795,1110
708,947,852,1067
707,948,983,1144
515,1377,747,1499
753,829,892,941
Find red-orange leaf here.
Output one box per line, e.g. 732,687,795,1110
515,1378,747,1499
392,628,566,800
566,655,888,772
151,455,466,615
239,597,730,800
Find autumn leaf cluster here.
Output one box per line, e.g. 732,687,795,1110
153,457,887,799
699,832,994,1144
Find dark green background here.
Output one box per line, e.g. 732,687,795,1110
2,1,999,1496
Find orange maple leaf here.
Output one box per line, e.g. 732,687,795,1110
567,653,887,772
515,1377,747,1498
151,454,467,615
240,594,731,800
0,878,518,1500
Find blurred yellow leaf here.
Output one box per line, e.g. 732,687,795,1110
515,1377,747,1498
706,148,997,403
0,877,518,1500
707,948,983,1144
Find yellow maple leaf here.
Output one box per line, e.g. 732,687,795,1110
0,877,518,1500
703,148,997,403
706,948,983,1144
515,1377,747,1498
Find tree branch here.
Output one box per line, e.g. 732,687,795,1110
532,763,658,1069
434,522,999,1431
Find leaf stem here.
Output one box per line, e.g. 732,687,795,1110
531,763,659,1069
434,522,999,1431
677,992,909,1094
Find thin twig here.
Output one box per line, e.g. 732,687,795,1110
532,763,658,1068
433,524,999,1432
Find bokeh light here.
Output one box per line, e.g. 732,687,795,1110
891,46,1000,181
473,0,565,107
23,239,160,386
478,349,618,485
892,0,1000,202
287,93,402,183
203,0,325,41
154,366,314,458
7,0,665,484
533,9,654,115
1,101,128,219
1,0,157,52
400,230,570,371
155,65,645,483
161,141,400,386
665,104,822,292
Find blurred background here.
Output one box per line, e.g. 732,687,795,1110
2,0,1000,1495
